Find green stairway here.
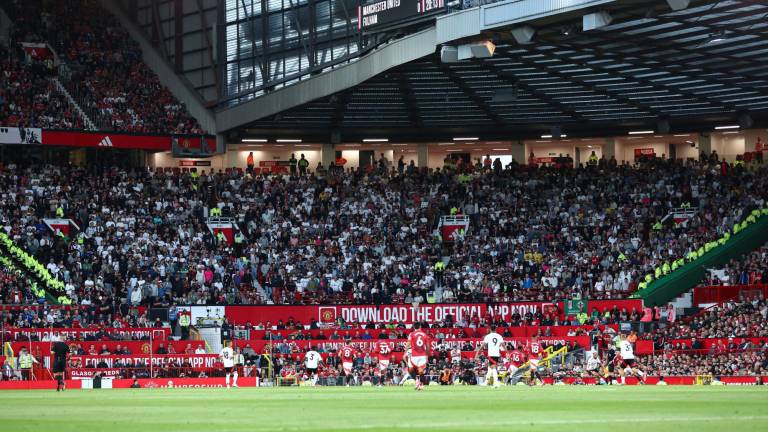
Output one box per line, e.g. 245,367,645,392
635,213,768,306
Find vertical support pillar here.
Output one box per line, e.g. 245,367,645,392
417,143,429,168
699,133,712,160
603,137,616,161
321,143,335,167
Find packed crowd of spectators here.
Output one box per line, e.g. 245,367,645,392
1,155,766,308
0,303,157,336
0,42,84,130
2,296,766,382
700,243,768,286
654,296,768,339
259,307,767,384
1,0,204,134
638,349,767,377
0,265,36,306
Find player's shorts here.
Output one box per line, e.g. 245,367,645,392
488,356,500,366
378,359,390,370
342,362,353,375
507,365,519,376
307,367,317,375
622,358,636,368
53,358,66,374
408,355,427,371
224,366,234,374
607,363,616,373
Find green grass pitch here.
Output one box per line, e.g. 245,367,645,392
0,386,766,431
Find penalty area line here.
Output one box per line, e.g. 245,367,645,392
280,415,768,431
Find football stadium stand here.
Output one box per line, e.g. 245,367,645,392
1,0,768,395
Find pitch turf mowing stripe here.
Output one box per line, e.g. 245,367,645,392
0,387,765,432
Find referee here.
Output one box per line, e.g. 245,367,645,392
51,336,69,392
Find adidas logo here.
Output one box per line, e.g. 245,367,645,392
98,136,113,147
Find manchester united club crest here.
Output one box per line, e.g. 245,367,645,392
319,307,337,323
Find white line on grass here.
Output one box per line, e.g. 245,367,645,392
282,416,768,431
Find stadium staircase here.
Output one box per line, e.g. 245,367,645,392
51,77,98,131
251,279,272,305
634,209,768,306
0,233,68,304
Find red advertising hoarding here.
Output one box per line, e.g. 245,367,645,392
42,130,171,150
0,375,760,390
8,340,206,356
70,368,124,379
66,354,218,369
39,130,215,151
5,327,170,341
223,300,642,326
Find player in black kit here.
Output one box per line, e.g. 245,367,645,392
51,337,69,391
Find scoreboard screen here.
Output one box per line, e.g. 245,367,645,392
358,0,445,30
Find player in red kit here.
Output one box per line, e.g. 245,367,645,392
506,348,525,383
340,342,357,386
406,322,431,391
374,341,391,386
524,340,545,386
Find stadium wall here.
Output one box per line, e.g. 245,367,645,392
711,133,746,162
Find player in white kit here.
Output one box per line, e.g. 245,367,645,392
219,341,237,388
480,325,505,388
304,347,323,386
619,334,646,384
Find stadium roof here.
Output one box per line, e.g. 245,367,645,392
237,0,768,141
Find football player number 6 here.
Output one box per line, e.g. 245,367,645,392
416,337,424,347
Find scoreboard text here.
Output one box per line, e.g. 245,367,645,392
358,0,445,30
